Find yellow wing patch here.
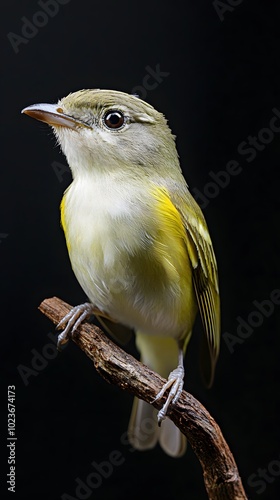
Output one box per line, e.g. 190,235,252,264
147,186,197,329
149,186,192,282
156,185,221,387
60,195,71,252
151,186,187,238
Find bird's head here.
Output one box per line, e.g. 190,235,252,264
22,89,180,179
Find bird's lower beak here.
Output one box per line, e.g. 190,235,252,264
21,103,91,129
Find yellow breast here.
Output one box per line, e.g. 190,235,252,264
60,176,197,338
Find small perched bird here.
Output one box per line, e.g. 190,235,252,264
22,89,220,457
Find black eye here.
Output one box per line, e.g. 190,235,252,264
104,110,125,129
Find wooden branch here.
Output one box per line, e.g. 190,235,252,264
39,296,247,500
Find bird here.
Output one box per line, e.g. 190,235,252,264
22,89,220,457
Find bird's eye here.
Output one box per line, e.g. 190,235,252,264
104,110,125,129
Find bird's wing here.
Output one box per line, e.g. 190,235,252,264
168,184,221,387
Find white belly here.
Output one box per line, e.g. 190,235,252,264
61,175,196,338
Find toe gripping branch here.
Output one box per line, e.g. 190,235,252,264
39,297,248,500
152,348,184,424
56,302,95,349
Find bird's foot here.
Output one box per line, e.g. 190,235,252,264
153,365,184,425
56,302,95,350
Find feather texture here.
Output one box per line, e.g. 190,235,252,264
23,88,221,456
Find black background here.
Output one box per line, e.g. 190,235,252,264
1,1,280,499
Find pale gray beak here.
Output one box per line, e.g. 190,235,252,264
21,103,91,129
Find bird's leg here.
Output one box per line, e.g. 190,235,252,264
56,302,112,350
153,345,184,425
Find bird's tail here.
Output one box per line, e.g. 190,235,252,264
128,332,187,457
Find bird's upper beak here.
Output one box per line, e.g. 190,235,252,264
21,103,91,129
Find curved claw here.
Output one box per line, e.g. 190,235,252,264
152,363,185,424
56,302,94,349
